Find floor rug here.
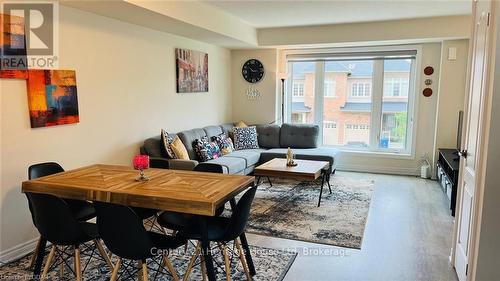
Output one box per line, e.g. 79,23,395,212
0,241,296,280
246,172,375,249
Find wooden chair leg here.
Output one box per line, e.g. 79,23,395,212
41,245,56,281
163,254,179,281
28,236,42,270
74,245,82,281
59,246,64,278
142,260,149,281
183,242,201,281
94,239,113,269
220,243,232,281
235,239,252,280
110,258,121,281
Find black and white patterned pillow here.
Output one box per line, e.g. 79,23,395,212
233,126,259,150
161,129,177,159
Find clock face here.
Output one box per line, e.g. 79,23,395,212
242,59,264,84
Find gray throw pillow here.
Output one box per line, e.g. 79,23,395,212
233,126,259,150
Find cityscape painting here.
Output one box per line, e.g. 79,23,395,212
0,13,28,79
175,48,208,93
26,70,79,128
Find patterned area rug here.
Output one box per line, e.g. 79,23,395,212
0,241,296,280
246,173,375,249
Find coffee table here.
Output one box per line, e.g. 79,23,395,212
254,158,331,207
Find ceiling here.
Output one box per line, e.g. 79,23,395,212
203,0,472,28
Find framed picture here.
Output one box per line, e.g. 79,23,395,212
26,70,79,128
175,48,208,93
0,13,28,79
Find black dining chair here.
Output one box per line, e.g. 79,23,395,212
93,201,187,281
26,192,113,281
27,162,96,274
157,163,226,233
179,186,257,281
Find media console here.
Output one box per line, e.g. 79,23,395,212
436,148,460,216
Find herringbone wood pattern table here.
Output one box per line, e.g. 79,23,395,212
22,164,255,216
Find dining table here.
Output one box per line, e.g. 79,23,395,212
22,164,256,281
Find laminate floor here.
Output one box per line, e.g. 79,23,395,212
247,171,458,281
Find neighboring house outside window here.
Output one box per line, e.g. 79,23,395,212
324,78,336,97
384,77,409,97
293,82,305,97
351,82,371,97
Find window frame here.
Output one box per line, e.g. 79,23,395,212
285,45,421,157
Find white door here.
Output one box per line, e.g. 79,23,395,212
454,1,492,280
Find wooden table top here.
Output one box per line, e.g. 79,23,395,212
254,158,329,181
22,164,255,216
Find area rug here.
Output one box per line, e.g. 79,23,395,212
0,242,296,281
246,172,375,249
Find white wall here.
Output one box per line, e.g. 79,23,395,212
231,49,278,124
433,40,469,166
0,6,232,258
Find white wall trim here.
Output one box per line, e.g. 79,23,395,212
0,237,39,265
337,163,419,176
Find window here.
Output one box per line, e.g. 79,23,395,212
324,79,336,97
324,122,337,129
287,49,416,154
292,82,305,97
351,82,371,97
384,77,409,97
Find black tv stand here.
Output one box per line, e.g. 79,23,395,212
436,148,460,216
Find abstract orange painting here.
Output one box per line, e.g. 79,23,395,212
0,13,27,79
27,70,79,128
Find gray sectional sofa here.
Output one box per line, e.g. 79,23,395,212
140,123,340,175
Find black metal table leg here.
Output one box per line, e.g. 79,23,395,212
256,176,261,187
230,198,256,276
326,172,332,194
266,176,273,187
200,218,216,281
318,172,326,207
33,237,47,277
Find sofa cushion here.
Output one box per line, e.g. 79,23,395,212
260,147,340,171
194,137,221,162
203,125,223,139
233,126,259,150
280,123,319,148
178,128,207,160
206,156,246,174
161,129,177,159
220,124,234,135
171,136,190,160
225,149,266,168
143,137,164,158
213,133,234,155
256,124,281,148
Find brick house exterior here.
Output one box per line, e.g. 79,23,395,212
291,60,410,148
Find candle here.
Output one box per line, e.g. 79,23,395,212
133,155,150,170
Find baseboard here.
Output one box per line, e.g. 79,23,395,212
0,237,39,265
336,163,419,176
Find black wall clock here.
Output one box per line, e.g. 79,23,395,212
242,59,264,83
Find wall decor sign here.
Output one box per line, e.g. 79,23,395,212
0,13,28,79
27,70,79,128
175,48,208,93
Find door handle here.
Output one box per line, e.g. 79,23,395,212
458,150,468,158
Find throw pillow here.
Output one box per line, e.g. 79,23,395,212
233,126,259,150
194,136,221,162
234,121,248,128
161,129,177,159
171,136,189,160
213,133,234,155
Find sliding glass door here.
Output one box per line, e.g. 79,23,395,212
286,50,416,154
